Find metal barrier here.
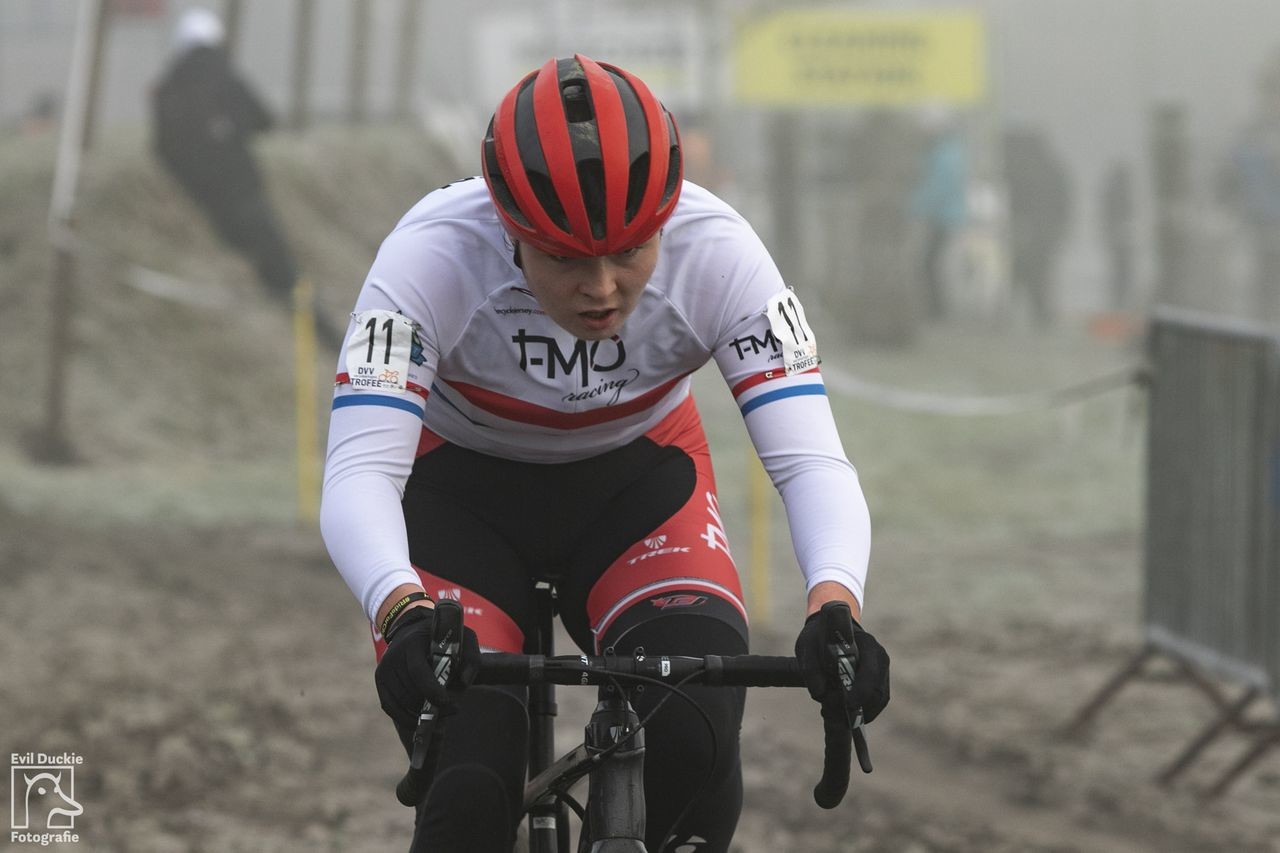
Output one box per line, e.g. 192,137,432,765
1067,306,1280,797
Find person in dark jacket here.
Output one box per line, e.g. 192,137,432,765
1004,127,1073,327
152,8,341,347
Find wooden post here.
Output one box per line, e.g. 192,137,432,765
290,0,316,129
767,110,803,289
221,0,244,60
31,0,105,463
347,0,372,124
392,0,422,122
748,447,772,628
293,279,320,523
1150,103,1193,309
78,0,112,152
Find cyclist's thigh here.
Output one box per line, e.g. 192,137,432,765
557,401,749,655
380,437,541,656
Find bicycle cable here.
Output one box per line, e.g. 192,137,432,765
547,664,720,853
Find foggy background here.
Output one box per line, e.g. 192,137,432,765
4,2,1280,851
5,0,1280,326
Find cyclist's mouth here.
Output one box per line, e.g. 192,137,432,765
579,308,617,330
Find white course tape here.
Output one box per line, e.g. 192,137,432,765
821,363,1145,416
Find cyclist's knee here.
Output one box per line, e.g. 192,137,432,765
614,616,747,779
415,765,516,852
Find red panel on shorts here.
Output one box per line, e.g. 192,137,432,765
585,398,746,649
371,566,526,661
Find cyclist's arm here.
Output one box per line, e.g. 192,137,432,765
807,581,862,621
320,294,440,627
320,210,477,628
712,301,871,614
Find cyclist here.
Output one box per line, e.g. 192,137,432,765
321,55,890,852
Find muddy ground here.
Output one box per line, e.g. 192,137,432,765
3,504,1278,852
1,128,1278,852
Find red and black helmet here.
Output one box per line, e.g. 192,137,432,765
481,54,683,258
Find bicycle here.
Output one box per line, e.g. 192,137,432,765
394,590,873,852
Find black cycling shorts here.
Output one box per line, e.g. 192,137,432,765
370,395,749,660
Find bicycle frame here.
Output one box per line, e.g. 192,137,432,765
524,583,649,853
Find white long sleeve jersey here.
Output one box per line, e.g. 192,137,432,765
321,179,871,624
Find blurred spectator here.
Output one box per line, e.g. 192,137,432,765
911,111,969,319
1100,161,1137,311
151,7,341,347
20,92,58,137
1004,126,1072,327
1221,49,1280,323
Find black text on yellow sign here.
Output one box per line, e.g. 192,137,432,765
734,9,986,107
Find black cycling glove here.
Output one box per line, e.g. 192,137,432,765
795,602,890,725
374,605,481,726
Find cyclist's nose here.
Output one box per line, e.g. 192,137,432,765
577,260,617,299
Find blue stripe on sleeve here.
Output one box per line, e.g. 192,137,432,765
332,394,425,418
739,384,827,416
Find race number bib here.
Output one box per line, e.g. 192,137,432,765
765,290,818,375
345,309,416,393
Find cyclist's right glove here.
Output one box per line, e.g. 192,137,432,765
795,603,890,725
374,605,481,726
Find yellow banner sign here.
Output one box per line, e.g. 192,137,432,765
735,9,986,106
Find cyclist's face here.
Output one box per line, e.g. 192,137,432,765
517,237,660,340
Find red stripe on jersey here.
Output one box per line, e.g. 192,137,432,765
730,366,821,399
416,426,447,458
440,373,691,429
641,394,704,449
335,372,430,398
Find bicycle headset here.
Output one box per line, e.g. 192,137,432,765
481,54,684,259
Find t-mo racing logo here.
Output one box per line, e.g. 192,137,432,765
511,330,627,385
10,751,83,846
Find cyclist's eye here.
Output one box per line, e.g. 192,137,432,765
551,254,574,263
615,247,642,260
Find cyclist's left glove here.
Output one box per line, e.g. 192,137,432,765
795,604,890,725
374,606,481,727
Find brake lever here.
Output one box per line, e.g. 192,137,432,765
829,631,873,774
398,600,463,805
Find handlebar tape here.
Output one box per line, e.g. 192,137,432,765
814,705,853,809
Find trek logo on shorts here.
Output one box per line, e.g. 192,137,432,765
628,534,692,565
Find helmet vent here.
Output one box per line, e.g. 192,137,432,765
562,81,594,123
578,159,606,239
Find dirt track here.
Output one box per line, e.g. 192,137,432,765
3,509,1277,852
